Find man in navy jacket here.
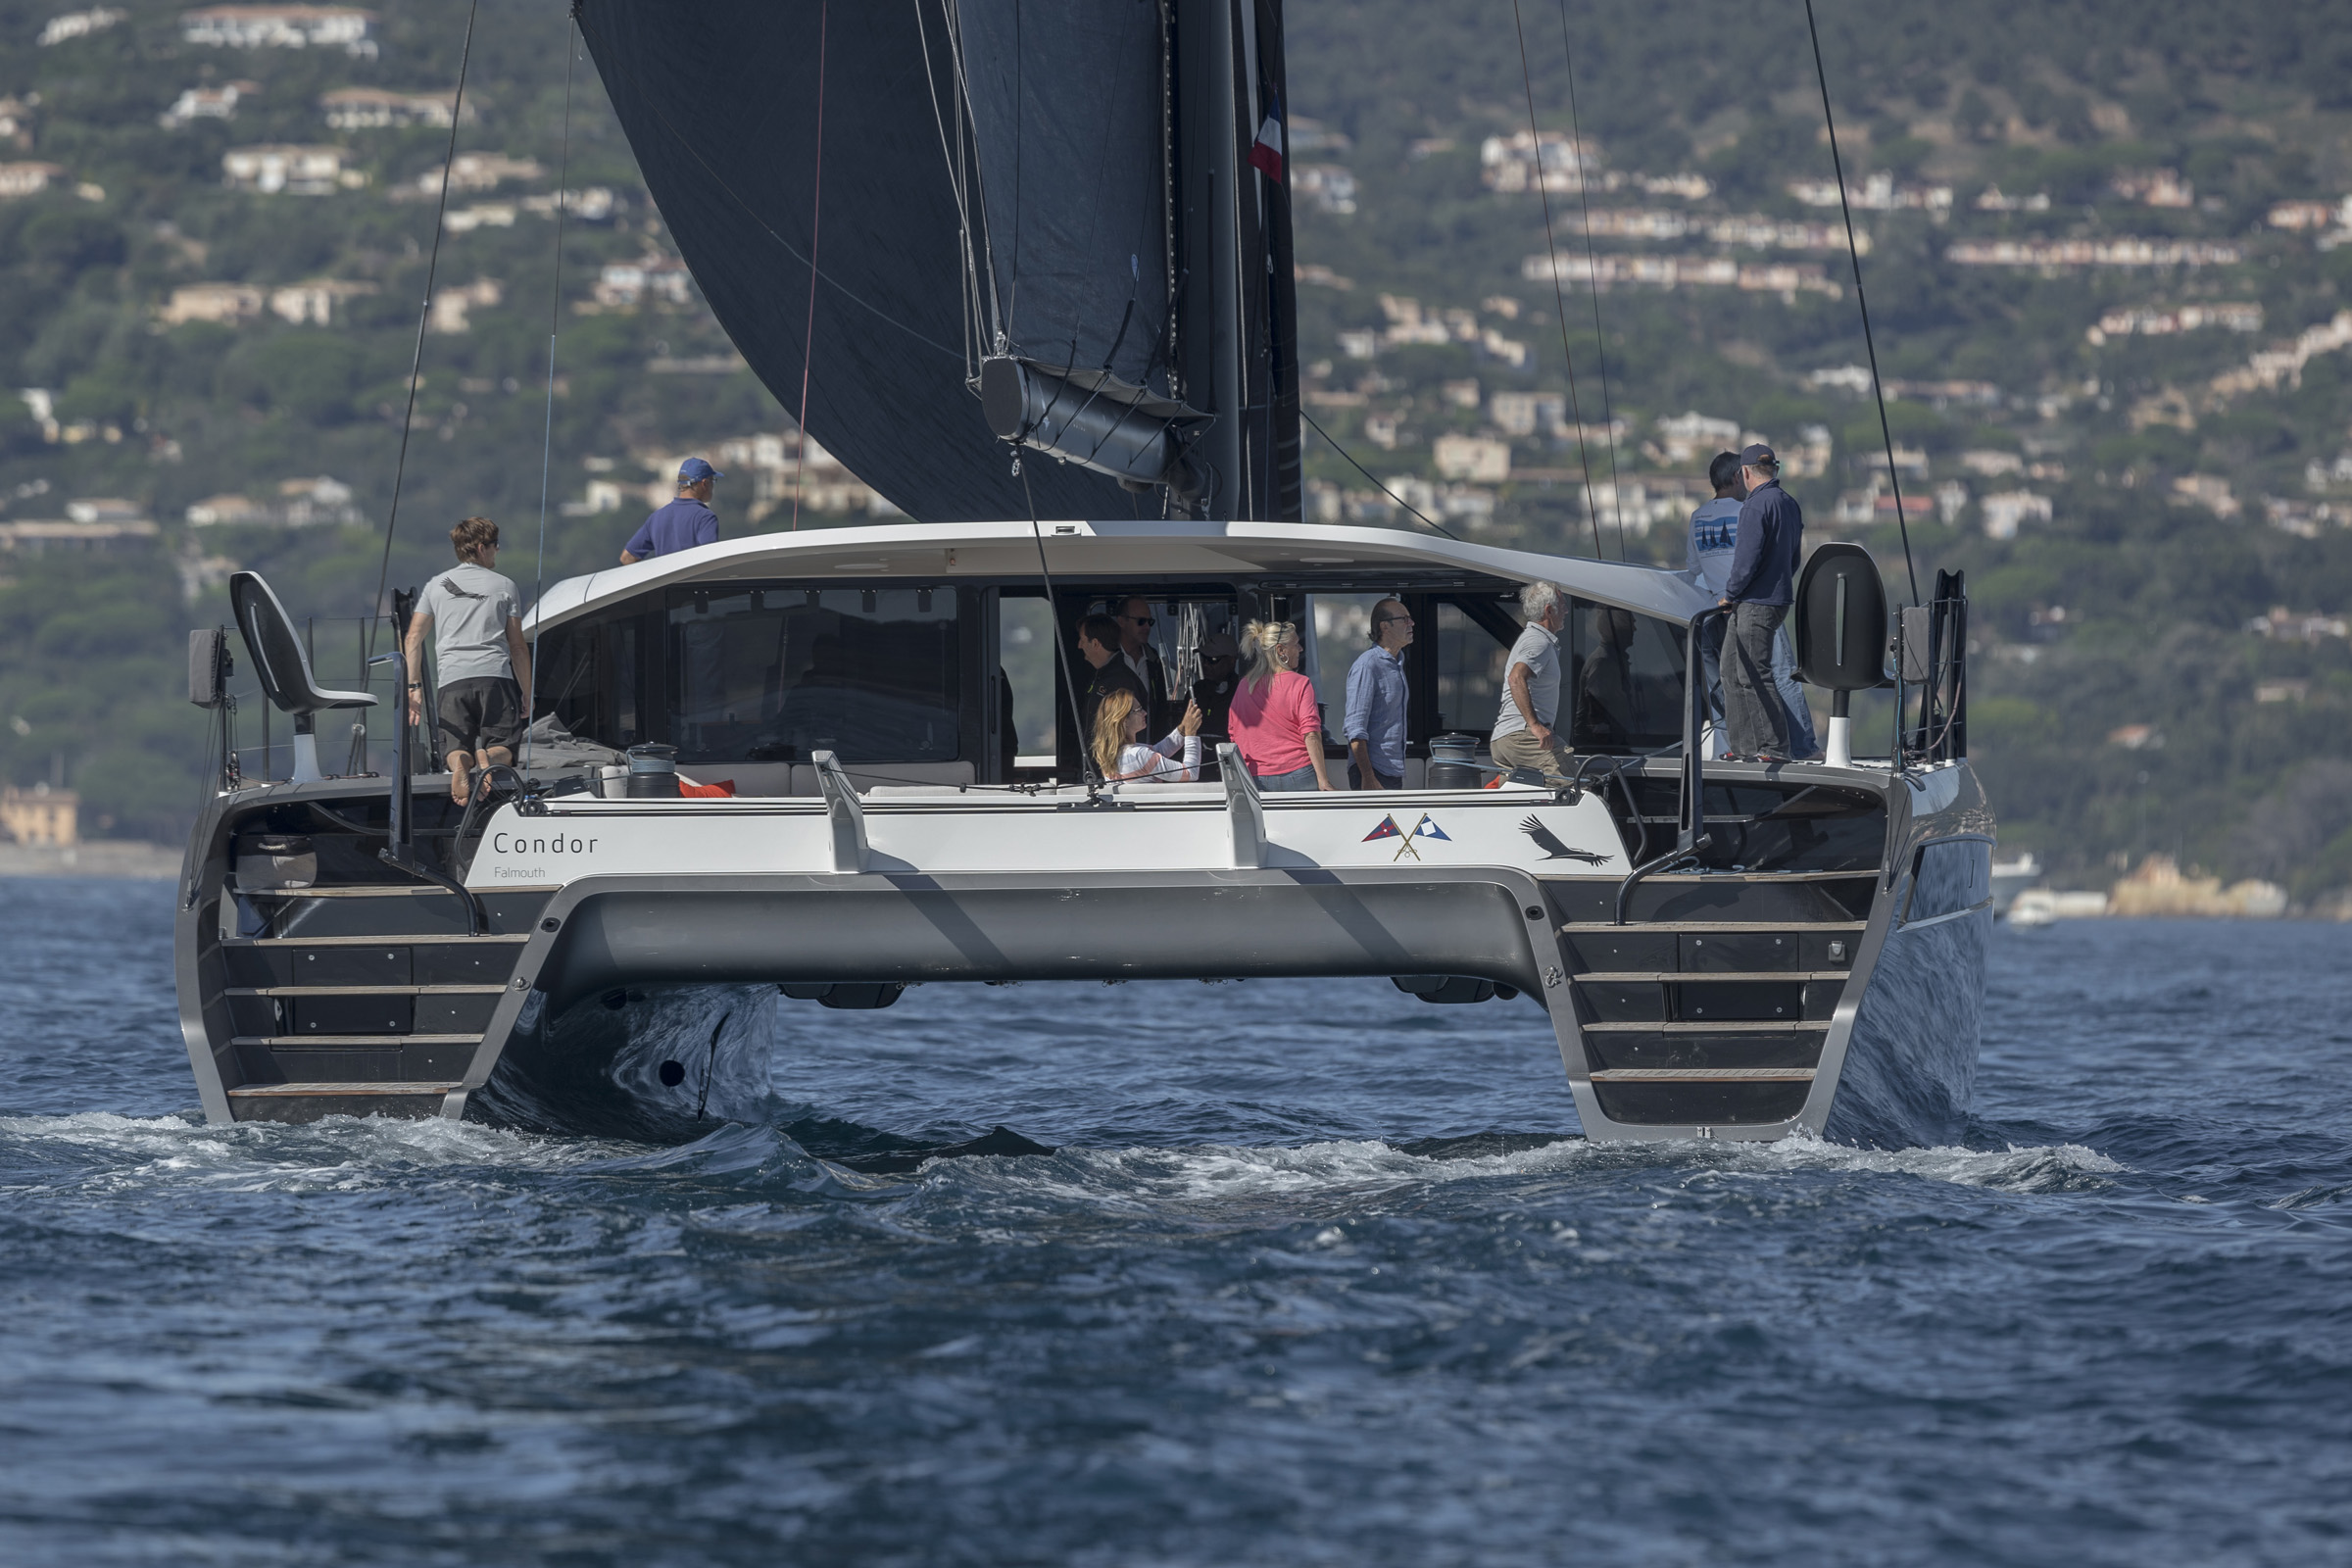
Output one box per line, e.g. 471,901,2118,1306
1719,443,1803,760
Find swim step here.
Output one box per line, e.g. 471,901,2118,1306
1573,970,1852,983
224,1080,462,1124
223,933,528,945
221,937,525,990
225,984,509,995
230,1034,483,1049
1558,920,1867,934
1588,1067,1817,1081
225,885,550,939
236,884,464,898
1581,1020,1831,1034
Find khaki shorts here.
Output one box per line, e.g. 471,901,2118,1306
1490,727,1576,783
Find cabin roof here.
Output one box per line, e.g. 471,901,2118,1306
525,519,1709,634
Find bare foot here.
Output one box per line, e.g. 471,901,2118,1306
449,762,471,806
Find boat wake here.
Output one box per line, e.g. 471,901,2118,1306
0,1105,2121,1207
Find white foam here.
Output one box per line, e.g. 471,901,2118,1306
917,1127,2124,1207
0,1108,620,1195
1692,1129,2127,1192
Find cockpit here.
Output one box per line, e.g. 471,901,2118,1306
523,529,1706,793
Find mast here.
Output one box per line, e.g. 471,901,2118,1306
1172,0,1298,522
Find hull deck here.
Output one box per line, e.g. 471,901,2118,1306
175,759,1992,1146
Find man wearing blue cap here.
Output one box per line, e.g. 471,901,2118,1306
1719,442,1804,761
619,457,724,564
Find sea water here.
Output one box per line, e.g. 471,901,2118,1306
1,878,2347,1566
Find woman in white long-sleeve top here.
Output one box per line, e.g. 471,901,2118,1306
1090,689,1204,783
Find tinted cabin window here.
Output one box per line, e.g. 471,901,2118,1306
535,624,597,741
999,591,1058,760
608,618,640,747
1566,598,1686,754
666,586,959,764
1907,838,1991,922
1433,601,1508,734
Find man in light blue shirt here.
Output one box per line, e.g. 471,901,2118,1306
1687,450,1819,759
1344,598,1413,789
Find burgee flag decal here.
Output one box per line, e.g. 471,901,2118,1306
1248,96,1285,180
1411,814,1451,841
1362,814,1403,842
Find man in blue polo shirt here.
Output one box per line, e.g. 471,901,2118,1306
619,457,724,564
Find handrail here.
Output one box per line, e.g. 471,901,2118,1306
1219,743,1264,869
812,750,869,873
1895,573,1969,767
1612,606,1724,924
367,648,485,936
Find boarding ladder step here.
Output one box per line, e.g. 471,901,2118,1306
231,1034,484,1049
1580,1020,1832,1035
1558,920,1868,935
1587,1067,1818,1082
1572,970,1852,983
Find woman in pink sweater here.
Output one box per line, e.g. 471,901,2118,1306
1226,619,1334,790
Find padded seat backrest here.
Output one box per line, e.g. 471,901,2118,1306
230,570,378,716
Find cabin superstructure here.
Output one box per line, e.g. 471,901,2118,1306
175,523,1992,1149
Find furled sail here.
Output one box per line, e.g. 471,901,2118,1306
575,0,1298,523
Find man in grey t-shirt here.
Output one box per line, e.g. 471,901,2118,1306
1490,580,1575,783
404,514,532,804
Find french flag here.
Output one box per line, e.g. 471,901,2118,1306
1247,96,1284,181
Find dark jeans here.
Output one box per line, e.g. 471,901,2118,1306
1724,602,1791,759
1348,762,1404,791
1701,616,1819,759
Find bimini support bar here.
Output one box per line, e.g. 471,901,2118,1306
1613,607,1723,924
812,750,868,873
1219,744,1264,869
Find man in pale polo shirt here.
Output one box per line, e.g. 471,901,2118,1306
1489,580,1574,783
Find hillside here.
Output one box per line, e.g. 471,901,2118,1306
1282,0,2352,901
0,0,2348,900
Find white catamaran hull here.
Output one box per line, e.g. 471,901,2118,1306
175,759,1991,1147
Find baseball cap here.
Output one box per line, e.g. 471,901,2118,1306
678,456,724,482
1738,443,1779,469
1200,631,1239,657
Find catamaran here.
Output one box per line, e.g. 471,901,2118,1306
172,1,1991,1148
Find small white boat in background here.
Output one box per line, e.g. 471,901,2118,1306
1990,852,2041,917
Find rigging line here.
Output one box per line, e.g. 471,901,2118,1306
912,0,983,377
1510,0,1605,561
1553,0,1627,560
1010,0,1022,342
525,14,580,773
629,91,961,361
1017,461,1102,792
1802,0,1920,606
940,1,1005,350
790,0,830,533
367,0,480,660
1296,407,1458,541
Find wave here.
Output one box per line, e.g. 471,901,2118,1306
1,1100,2126,1215
0,1107,620,1196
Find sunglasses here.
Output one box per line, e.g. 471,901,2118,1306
1121,614,1156,627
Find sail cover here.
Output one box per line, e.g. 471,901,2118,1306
576,1,1173,523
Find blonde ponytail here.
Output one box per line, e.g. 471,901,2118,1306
1239,618,1298,694
1090,689,1138,779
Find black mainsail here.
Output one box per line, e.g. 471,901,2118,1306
576,0,1300,524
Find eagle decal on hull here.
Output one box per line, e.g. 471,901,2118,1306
1519,814,1608,863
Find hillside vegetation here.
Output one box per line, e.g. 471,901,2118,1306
1,0,2349,902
